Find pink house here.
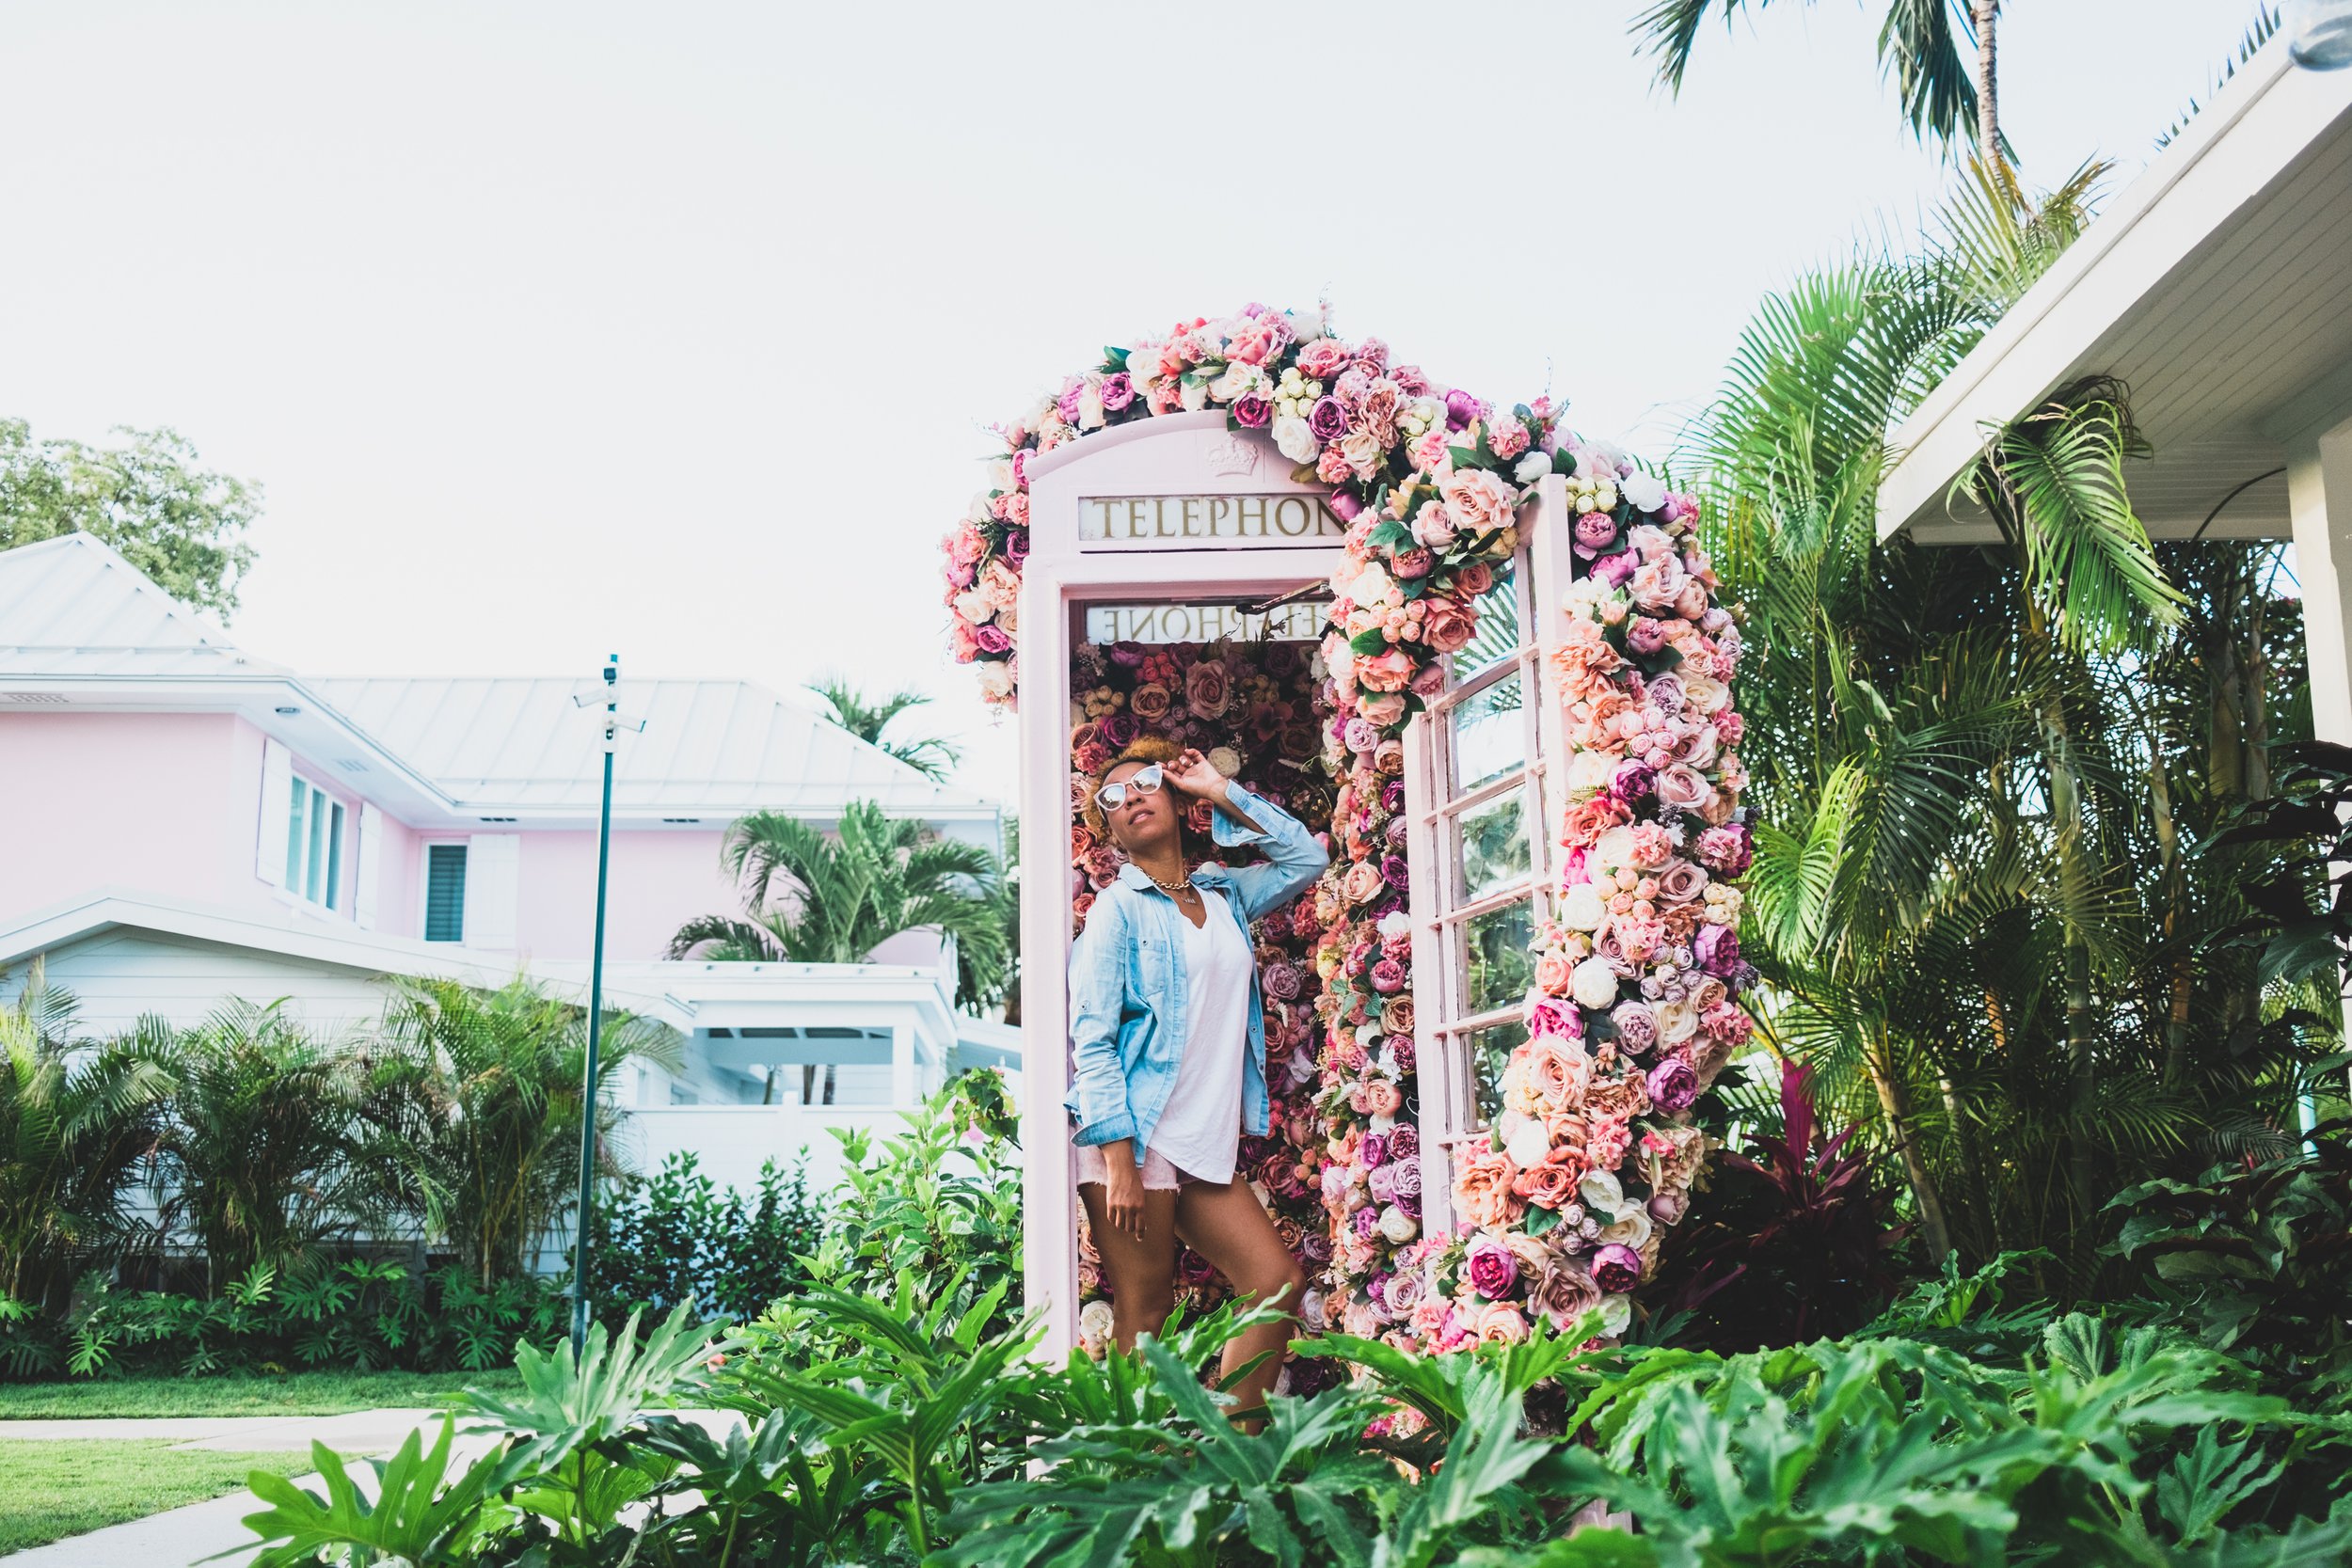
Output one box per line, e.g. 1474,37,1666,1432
0,533,1014,1193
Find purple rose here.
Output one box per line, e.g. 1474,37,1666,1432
1301,1229,1333,1264
974,624,1012,655
1361,1132,1390,1168
1099,713,1138,749
1380,855,1410,891
1396,1185,1422,1219
1384,816,1409,848
1647,1056,1699,1113
1100,372,1136,411
1308,395,1351,443
1694,925,1742,978
1328,487,1364,522
1613,762,1657,801
1466,1241,1519,1300
1444,388,1483,432
1232,392,1271,428
1381,780,1406,814
1573,513,1621,556
1263,962,1303,1001
1390,1125,1421,1160
1002,527,1030,567
1592,1243,1643,1293
1107,640,1147,669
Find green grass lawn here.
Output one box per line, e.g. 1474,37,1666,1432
0,1366,523,1418
0,1438,312,1553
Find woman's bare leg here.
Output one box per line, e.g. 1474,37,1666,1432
1175,1177,1308,1425
1077,1182,1181,1350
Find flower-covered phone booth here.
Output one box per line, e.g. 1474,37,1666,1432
941,306,1754,1372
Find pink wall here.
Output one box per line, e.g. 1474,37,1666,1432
513,829,738,961
0,712,273,927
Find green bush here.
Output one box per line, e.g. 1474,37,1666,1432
1,1259,564,1380
587,1150,823,1324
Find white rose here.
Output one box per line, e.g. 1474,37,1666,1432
953,589,992,626
1579,1167,1626,1216
1301,1288,1328,1331
967,492,995,526
1600,1209,1653,1249
1077,384,1106,430
1558,881,1608,931
1079,1299,1115,1343
1597,1294,1633,1337
1591,825,1638,874
1272,415,1319,465
1505,1117,1554,1169
1210,362,1268,403
1656,998,1701,1045
1180,377,1210,413
1570,956,1622,1010
1515,451,1552,484
977,662,1016,703
1565,752,1616,795
1377,1205,1419,1243
1289,304,1327,341
1621,470,1667,513
1377,910,1412,938
1681,674,1732,715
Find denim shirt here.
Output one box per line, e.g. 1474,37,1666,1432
1065,782,1330,1166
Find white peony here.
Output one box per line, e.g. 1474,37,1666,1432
1570,956,1622,1010
1378,910,1413,938
1079,1299,1115,1345
1621,470,1668,513
1558,881,1609,931
1288,304,1327,341
1565,752,1617,795
1515,451,1552,484
1377,1205,1419,1243
1505,1117,1554,1169
1272,415,1319,465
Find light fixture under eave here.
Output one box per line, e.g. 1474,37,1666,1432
274,705,300,716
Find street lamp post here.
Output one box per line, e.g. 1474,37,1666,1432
571,655,627,1355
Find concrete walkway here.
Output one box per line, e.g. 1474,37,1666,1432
0,1407,739,1567
0,1407,465,1568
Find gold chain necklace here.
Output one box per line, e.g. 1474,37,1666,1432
1144,868,1197,897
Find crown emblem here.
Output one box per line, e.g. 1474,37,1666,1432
1203,432,1263,478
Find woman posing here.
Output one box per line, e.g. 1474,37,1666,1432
1068,736,1329,1420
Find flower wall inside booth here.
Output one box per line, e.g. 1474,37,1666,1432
950,305,1753,1356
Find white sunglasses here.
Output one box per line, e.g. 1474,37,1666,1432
1093,763,1164,813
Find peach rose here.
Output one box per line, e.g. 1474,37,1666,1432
1513,1158,1583,1210
1534,950,1574,996
1422,596,1477,653
1440,467,1516,536
1453,1147,1526,1228
1358,648,1415,692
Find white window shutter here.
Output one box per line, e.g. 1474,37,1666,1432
256,738,293,887
465,833,521,951
355,804,385,929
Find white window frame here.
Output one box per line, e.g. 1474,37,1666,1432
283,773,348,914
1404,476,1570,1234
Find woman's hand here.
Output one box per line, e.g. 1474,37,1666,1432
1104,1157,1148,1240
1165,747,1229,801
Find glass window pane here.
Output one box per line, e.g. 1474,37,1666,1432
1457,896,1535,1019
1450,672,1525,794
305,790,327,903
1455,572,1524,675
1463,1017,1532,1128
326,803,345,910
1454,790,1530,904
285,779,307,889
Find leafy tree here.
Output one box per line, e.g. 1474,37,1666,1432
807,674,963,783
669,800,1009,1010
0,967,171,1314
358,977,680,1287
0,419,260,617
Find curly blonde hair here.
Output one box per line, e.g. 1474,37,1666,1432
1080,735,1189,842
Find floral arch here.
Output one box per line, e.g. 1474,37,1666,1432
941,304,1755,1357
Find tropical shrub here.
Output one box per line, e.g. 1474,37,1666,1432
357,976,679,1285
587,1150,823,1325
0,966,171,1314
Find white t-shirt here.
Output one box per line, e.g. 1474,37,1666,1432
1148,886,1254,1182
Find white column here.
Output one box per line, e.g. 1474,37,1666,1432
2288,411,2352,745
889,1020,915,1109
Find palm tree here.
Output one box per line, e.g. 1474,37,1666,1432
669,800,1009,1011
358,977,679,1287
0,967,171,1311
147,1000,373,1290
1689,158,2244,1282
808,675,963,784
1633,0,2001,153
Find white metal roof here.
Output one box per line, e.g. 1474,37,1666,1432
1879,40,2352,543
0,533,997,824
0,533,283,678
310,675,990,816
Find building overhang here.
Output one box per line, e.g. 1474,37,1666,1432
1878,41,2352,546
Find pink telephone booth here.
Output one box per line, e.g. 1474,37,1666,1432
1015,410,1581,1358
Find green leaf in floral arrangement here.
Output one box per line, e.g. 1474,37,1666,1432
1349,629,1391,656
1552,447,1579,475
1448,447,1480,471
1367,519,1414,554
1104,346,1130,370
1525,1203,1562,1238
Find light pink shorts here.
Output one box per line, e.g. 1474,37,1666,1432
1074,1141,1214,1191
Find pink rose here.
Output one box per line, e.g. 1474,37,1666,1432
1412,501,1457,550
1130,682,1172,723
1357,649,1414,693
1422,597,1477,654
1186,659,1231,720
1439,468,1515,536
1360,693,1406,726
1657,861,1708,903
1656,766,1712,814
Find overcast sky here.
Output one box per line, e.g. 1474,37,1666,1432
0,1,2264,807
